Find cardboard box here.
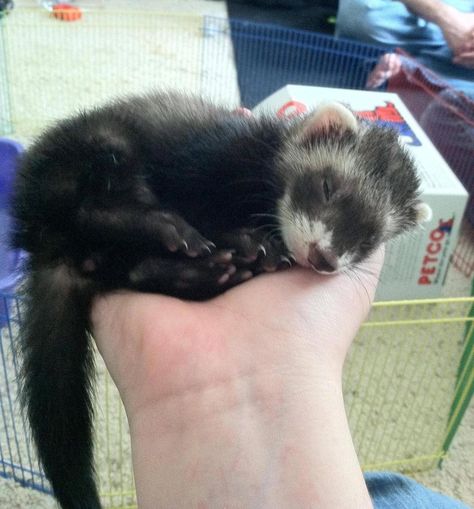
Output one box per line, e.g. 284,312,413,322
253,85,469,301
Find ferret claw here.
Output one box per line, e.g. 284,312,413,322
257,244,267,256
279,256,292,268
155,211,217,257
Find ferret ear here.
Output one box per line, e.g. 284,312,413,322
415,202,432,223
297,102,358,141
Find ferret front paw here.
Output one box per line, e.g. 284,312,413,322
155,211,216,257
218,228,293,273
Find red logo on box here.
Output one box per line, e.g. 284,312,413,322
356,102,421,146
418,218,454,285
277,101,308,118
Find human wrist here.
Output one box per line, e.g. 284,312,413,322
431,3,460,30
128,365,370,509
401,0,456,26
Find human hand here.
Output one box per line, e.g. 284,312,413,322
437,7,474,67
366,53,403,88
452,38,474,69
92,247,383,508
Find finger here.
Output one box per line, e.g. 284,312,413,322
386,53,400,72
366,72,386,88
454,50,474,59
366,53,402,88
457,41,474,53
453,52,474,68
233,107,253,117
454,51,474,58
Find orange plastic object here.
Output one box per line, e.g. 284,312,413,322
52,4,82,21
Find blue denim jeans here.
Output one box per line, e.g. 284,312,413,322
365,472,472,508
335,0,474,97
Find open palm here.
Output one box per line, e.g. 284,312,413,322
91,249,382,508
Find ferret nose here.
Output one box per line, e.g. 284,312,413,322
308,243,336,273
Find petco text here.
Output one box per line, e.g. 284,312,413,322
418,218,454,285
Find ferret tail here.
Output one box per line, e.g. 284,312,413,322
18,262,101,509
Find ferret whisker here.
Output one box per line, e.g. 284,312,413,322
352,266,379,288
271,206,303,235
343,268,369,306
262,228,283,244
346,267,372,306
352,265,379,279
252,223,280,233
251,212,282,222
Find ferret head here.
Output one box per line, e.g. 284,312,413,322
276,102,432,274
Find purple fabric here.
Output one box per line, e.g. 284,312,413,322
0,138,24,304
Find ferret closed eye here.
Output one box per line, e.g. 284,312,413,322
11,91,430,509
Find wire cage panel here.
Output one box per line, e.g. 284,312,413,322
0,22,12,135
0,11,389,141
384,52,474,277
0,295,49,496
0,7,473,508
94,360,135,509
0,293,136,508
218,16,388,108
346,298,474,473
0,9,239,141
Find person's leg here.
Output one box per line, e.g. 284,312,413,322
365,472,471,509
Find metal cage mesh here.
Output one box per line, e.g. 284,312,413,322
0,7,473,508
